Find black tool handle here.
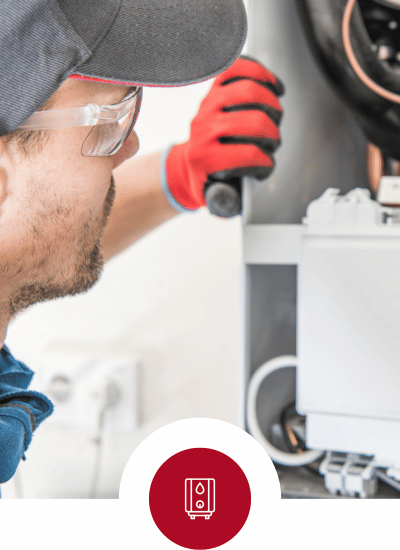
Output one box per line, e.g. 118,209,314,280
204,172,242,218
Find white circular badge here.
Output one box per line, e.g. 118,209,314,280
119,418,281,548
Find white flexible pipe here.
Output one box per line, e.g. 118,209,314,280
246,355,325,467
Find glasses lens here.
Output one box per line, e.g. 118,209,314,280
81,88,142,157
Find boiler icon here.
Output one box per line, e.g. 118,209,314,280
185,478,215,519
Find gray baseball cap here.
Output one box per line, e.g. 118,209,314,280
1,0,247,135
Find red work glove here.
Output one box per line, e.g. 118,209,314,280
161,56,284,215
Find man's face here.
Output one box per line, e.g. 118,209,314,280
0,78,139,315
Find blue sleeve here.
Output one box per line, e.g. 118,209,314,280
0,346,54,484
0,405,32,483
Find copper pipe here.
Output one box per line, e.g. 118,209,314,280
367,142,384,194
343,0,400,103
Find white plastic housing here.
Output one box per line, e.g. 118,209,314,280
297,188,400,464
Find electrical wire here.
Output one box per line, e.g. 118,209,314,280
246,355,325,467
342,0,400,102
89,381,120,499
280,402,307,453
280,402,322,476
88,407,105,499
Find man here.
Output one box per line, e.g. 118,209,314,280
0,0,283,486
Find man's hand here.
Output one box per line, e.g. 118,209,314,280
162,56,284,215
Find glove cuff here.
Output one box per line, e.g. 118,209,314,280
161,144,201,213
160,145,193,213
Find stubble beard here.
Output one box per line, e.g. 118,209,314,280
9,176,116,315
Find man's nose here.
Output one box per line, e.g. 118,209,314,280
112,130,139,170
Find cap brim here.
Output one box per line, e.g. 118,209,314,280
70,0,247,87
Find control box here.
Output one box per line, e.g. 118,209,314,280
298,189,400,465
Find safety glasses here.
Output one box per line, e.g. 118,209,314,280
16,86,143,157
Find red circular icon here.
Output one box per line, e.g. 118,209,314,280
149,448,251,549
